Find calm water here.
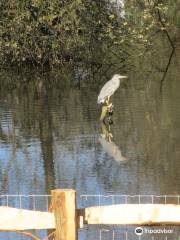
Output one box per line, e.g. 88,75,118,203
0,59,180,239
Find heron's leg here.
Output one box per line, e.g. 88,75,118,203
107,102,113,111
106,96,110,106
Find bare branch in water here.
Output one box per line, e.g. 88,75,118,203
160,48,175,92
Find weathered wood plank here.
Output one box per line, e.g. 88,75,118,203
0,207,55,230
85,204,180,225
1,203,179,233
51,189,77,240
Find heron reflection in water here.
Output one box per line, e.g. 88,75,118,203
99,122,128,163
97,74,128,123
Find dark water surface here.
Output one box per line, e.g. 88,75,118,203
0,58,180,239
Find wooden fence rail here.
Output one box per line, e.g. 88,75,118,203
0,189,180,240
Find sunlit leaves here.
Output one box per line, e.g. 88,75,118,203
0,0,179,69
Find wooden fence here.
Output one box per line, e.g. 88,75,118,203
0,189,180,240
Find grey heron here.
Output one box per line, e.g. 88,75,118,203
98,74,128,121
97,74,128,104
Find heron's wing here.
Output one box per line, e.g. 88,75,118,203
97,79,120,104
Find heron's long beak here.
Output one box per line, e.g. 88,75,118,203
119,76,128,79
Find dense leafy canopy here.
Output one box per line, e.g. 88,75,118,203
0,0,179,70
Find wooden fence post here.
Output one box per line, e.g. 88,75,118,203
51,189,77,240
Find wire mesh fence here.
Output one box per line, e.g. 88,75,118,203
0,195,53,240
0,194,51,212
79,225,180,240
79,194,180,240
1,194,179,210
79,194,180,208
0,194,179,240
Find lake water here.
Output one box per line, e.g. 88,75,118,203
0,58,180,239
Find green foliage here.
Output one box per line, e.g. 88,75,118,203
0,0,179,69
0,0,85,66
0,0,125,67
